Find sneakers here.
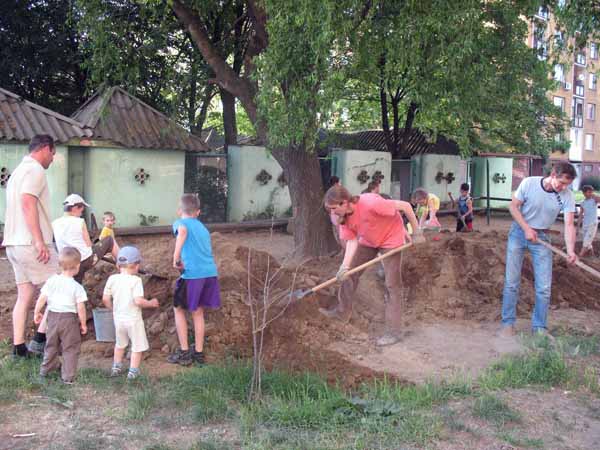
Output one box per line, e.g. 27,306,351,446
167,348,193,366
192,351,205,366
110,363,124,377
127,368,141,380
532,328,555,342
498,325,516,338
27,339,45,356
62,379,75,385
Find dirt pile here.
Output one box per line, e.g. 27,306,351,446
72,229,600,384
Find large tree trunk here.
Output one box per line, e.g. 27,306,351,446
221,88,237,150
272,147,338,257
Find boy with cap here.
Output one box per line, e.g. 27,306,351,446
102,246,159,379
28,193,119,355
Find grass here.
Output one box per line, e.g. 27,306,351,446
128,387,157,420
472,394,521,426
2,331,600,449
478,347,574,390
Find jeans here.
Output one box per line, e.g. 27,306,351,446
501,222,553,331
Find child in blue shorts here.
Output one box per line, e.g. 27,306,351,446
168,194,221,366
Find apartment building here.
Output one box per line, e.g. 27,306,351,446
529,5,600,183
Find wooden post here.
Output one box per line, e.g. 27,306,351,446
486,158,491,225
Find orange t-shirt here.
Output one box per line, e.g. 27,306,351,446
339,194,406,249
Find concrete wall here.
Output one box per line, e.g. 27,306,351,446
81,147,185,227
331,149,392,196
471,157,514,208
0,143,68,226
227,145,291,222
411,154,467,201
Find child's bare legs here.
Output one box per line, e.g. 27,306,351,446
174,306,189,350
192,307,205,353
111,239,120,260
113,346,126,364
130,351,142,370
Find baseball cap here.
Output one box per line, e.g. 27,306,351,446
117,246,142,265
63,193,90,207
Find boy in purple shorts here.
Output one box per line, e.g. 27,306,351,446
168,194,221,366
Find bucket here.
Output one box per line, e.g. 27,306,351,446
92,308,115,342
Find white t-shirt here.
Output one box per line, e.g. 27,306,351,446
41,274,87,313
52,215,93,260
103,273,144,322
515,177,576,230
2,156,53,246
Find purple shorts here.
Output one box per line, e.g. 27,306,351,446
174,277,221,311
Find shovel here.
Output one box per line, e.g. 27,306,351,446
100,256,168,280
537,240,600,280
290,242,413,301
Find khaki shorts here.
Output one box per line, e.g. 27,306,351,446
6,245,59,285
114,319,149,353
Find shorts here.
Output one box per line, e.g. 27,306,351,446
456,216,473,232
582,223,598,249
174,277,221,311
114,319,149,353
6,245,59,285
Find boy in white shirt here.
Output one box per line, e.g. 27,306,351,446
34,247,87,384
102,246,159,379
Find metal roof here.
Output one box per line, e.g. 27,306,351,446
0,88,92,143
72,87,209,152
319,129,460,158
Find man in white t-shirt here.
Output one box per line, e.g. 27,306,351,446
2,134,59,358
500,162,578,337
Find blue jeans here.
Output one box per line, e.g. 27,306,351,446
501,222,553,331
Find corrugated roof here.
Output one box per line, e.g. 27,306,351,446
0,88,92,143
319,129,460,158
72,87,209,152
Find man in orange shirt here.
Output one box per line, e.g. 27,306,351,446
322,185,424,346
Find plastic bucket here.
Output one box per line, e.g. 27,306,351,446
92,308,115,342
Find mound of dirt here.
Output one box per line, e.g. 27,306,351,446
25,229,600,385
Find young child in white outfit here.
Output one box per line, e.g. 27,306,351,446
34,247,87,384
102,246,159,379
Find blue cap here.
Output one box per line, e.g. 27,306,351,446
117,246,141,265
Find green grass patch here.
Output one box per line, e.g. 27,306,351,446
497,431,544,448
128,387,157,420
478,348,573,390
472,394,521,426
0,355,44,403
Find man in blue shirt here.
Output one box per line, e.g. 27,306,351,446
500,162,577,337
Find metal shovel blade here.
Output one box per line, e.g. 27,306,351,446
289,289,314,301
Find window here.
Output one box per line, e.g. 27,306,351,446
573,98,584,127
585,165,593,172
586,133,594,151
588,103,596,120
554,32,564,47
590,73,597,90
553,64,565,83
554,96,565,111
576,52,587,65
592,43,598,60
536,6,549,20
533,24,547,60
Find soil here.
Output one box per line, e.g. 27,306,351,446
2,216,600,386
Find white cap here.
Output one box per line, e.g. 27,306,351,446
63,193,90,207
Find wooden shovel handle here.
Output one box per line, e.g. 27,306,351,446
308,242,414,295
537,239,600,280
